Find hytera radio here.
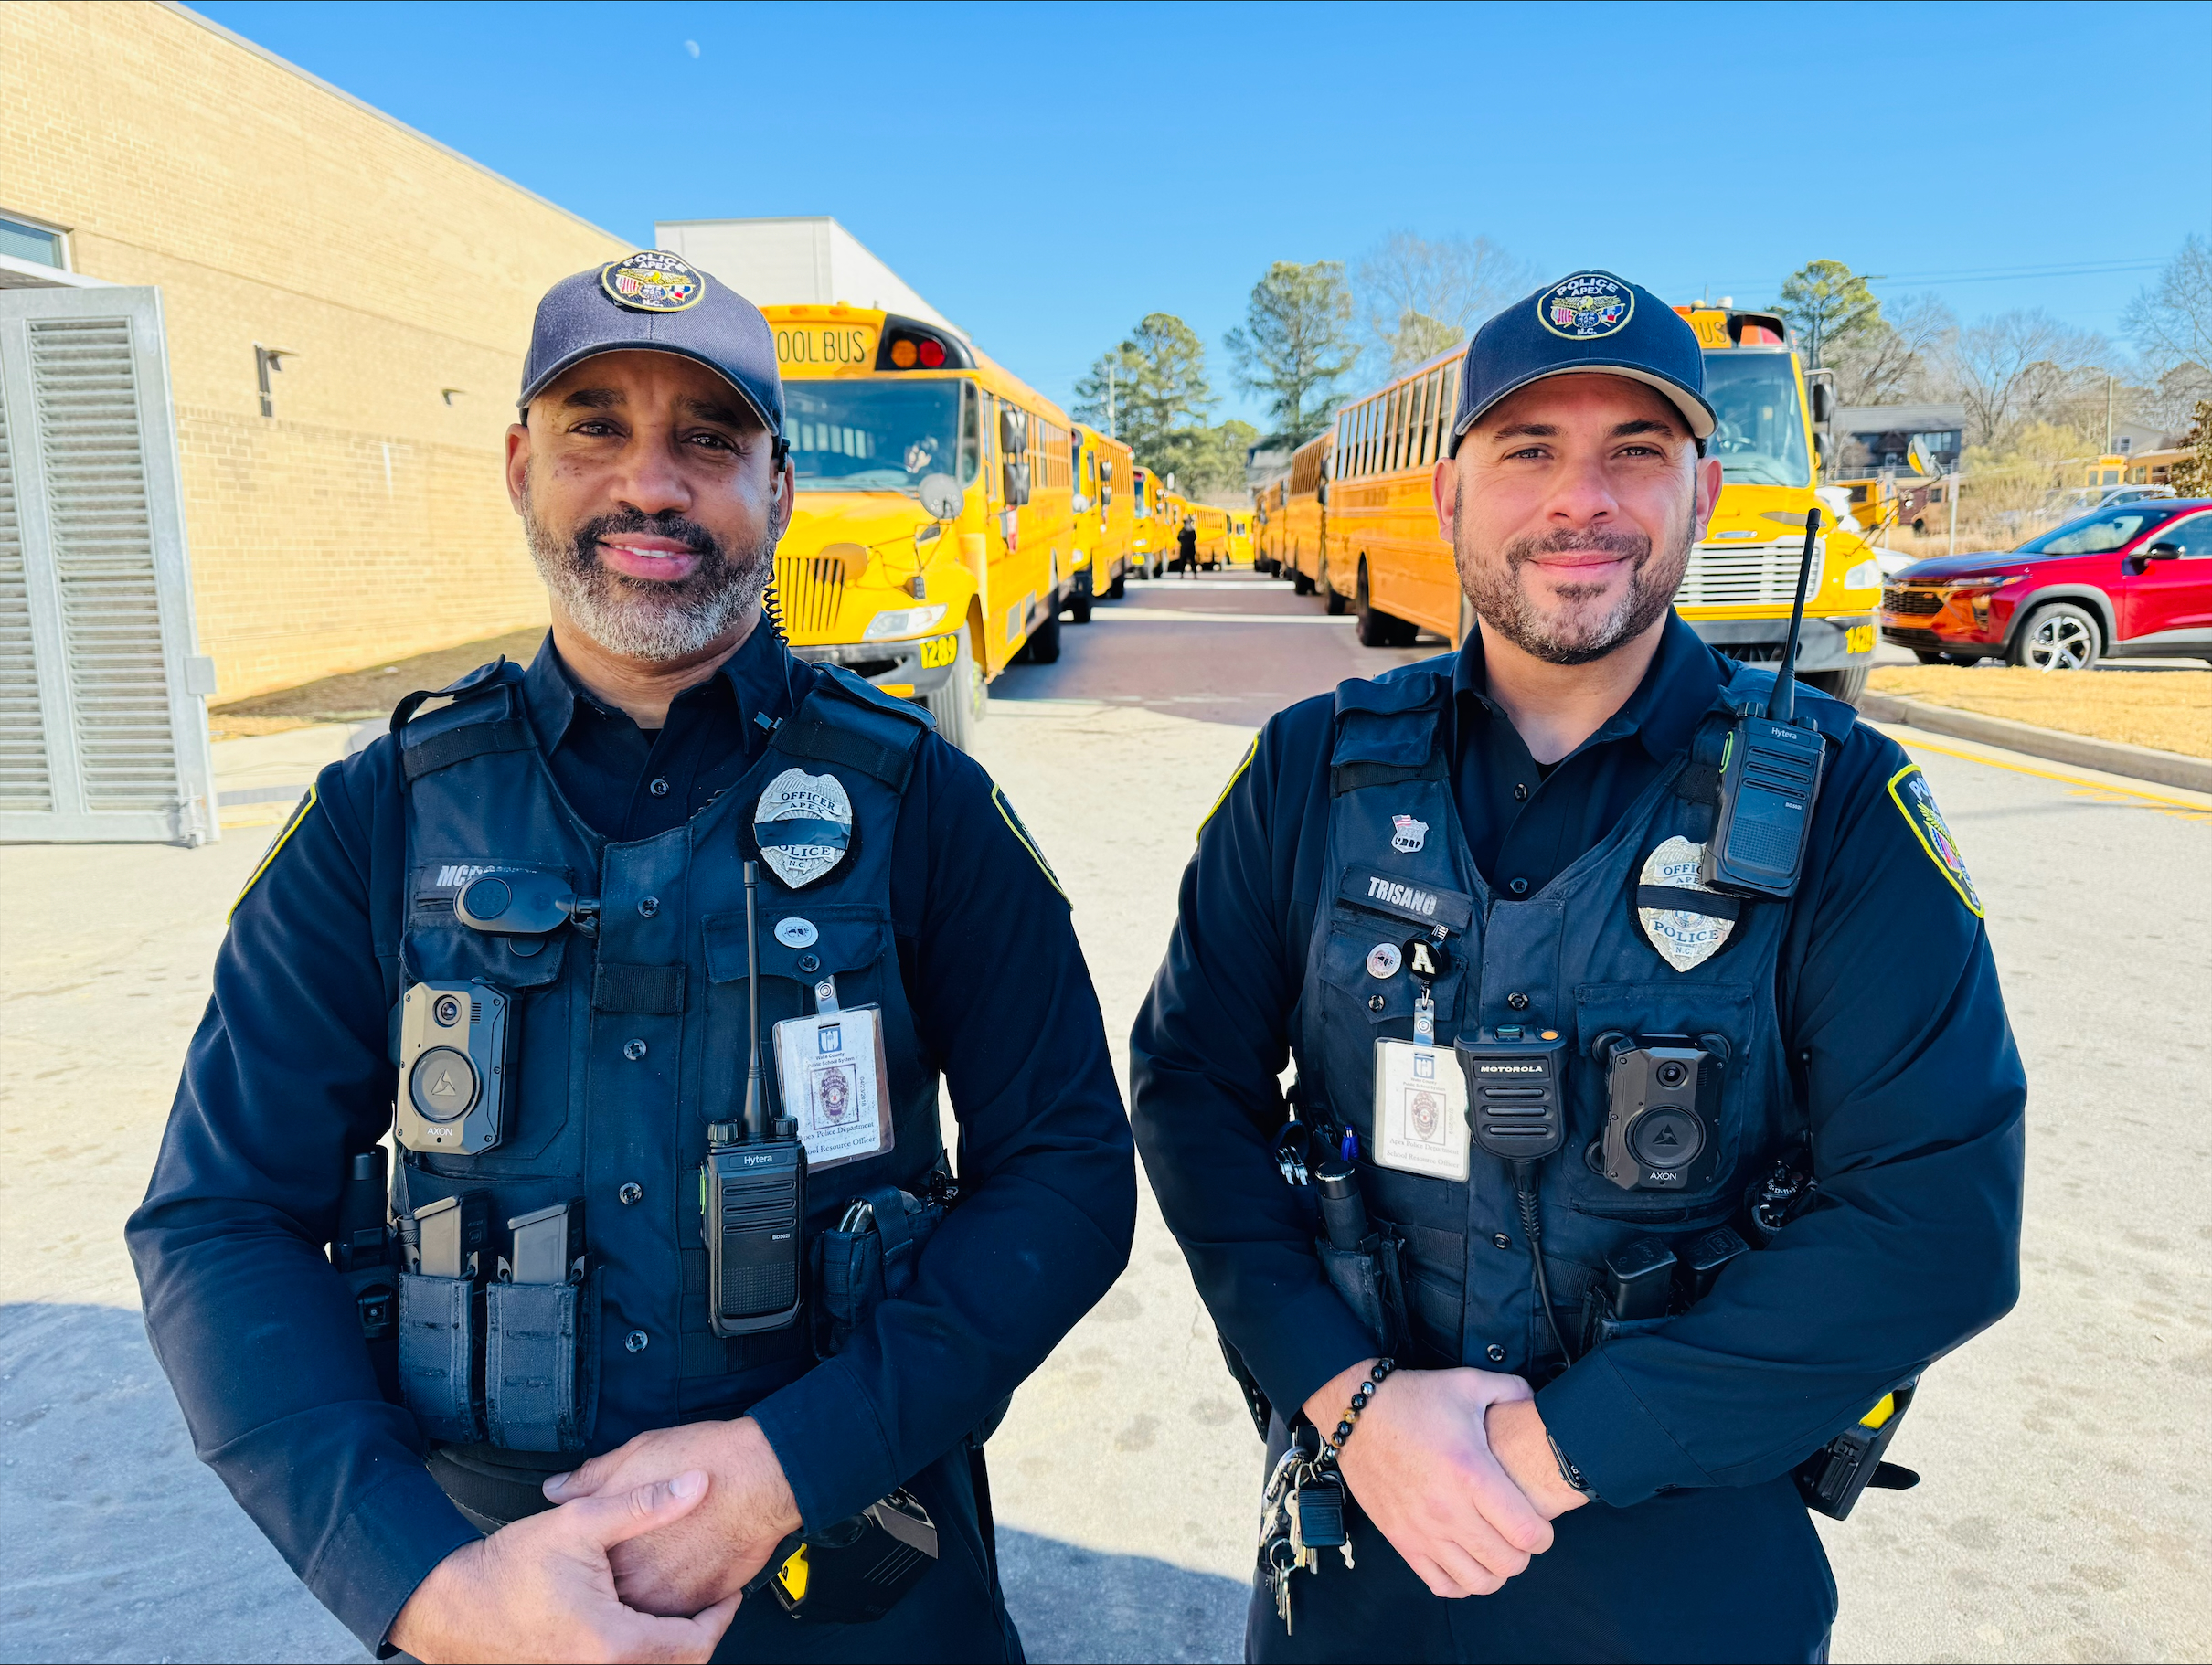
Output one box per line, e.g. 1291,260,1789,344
700,862,807,1337
1588,1032,1727,1192
395,981,513,1155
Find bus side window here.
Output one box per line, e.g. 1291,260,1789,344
961,383,983,484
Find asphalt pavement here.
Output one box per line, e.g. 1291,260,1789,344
3,570,2207,1663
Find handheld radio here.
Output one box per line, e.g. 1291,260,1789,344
702,861,807,1336
1700,507,1828,899
1456,1028,1574,1362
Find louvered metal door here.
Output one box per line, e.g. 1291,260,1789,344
0,285,218,843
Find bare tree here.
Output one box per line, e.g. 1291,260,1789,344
1355,232,1534,379
1935,310,2110,445
1830,292,1955,406
2123,233,2212,376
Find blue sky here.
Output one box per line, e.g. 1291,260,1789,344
197,0,2210,427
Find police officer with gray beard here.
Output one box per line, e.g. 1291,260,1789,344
129,253,1134,1663
1131,271,2025,1661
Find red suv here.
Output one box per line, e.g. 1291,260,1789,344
1881,499,2212,668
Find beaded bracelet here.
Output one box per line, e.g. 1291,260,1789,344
1316,1357,1395,1469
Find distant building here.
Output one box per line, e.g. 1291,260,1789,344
3,7,623,701
1831,404,1966,476
4,2,627,840
654,217,964,340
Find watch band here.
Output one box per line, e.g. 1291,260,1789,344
1548,1432,1599,1501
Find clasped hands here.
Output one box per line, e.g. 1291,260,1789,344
1303,1359,1589,1599
388,1416,800,1665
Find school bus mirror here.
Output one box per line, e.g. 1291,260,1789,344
919,473,963,521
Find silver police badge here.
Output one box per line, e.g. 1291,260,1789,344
1636,834,1734,972
1390,814,1429,854
754,768,852,889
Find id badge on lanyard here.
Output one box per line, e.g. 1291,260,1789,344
772,974,894,1171
1371,934,1468,1182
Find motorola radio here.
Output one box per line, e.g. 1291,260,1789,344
1456,1026,1574,1362
1700,506,1828,899
702,861,807,1336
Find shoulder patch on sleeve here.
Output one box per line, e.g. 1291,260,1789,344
1886,763,1983,918
1196,734,1259,843
992,783,1065,899
229,783,319,921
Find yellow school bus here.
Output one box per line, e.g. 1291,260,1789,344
1129,464,1164,577
1281,430,1334,601
1251,473,1289,572
1187,503,1229,567
1069,421,1136,620
765,304,1082,748
1164,491,1195,567
1324,309,1881,697
1226,509,1254,566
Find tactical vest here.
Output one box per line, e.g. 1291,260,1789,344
387,655,942,1456
1295,655,1855,1374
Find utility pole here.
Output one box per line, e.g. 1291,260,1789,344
2104,376,2114,453
1107,363,1116,440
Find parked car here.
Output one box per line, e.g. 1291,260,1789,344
1880,498,2212,669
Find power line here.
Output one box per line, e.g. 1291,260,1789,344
1675,255,2167,302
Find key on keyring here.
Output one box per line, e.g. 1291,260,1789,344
1266,1534,1301,1630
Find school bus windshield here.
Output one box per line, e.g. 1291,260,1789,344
786,380,963,493
1703,352,1811,488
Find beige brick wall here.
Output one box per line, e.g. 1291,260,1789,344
1,1,630,700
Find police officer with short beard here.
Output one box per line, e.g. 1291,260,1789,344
129,255,1134,1663
1132,271,2025,1660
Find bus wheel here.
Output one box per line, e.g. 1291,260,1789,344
1292,568,1315,596
1356,562,1396,647
1023,603,1063,665
1802,665,1868,705
1069,590,1093,624
925,633,983,752
1107,573,1126,600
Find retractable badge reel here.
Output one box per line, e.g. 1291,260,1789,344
1371,930,1469,1182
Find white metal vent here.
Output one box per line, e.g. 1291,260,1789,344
30,319,178,809
0,373,52,809
0,285,216,843
1674,539,1827,608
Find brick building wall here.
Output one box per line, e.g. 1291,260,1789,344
2,1,629,700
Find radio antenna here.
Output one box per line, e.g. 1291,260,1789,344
1770,505,1822,724
742,859,763,1141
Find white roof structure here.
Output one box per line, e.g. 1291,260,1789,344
653,216,966,342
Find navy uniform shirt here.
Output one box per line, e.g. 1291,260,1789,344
128,625,1135,1649
1131,611,2025,1503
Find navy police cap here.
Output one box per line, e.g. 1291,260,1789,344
519,250,784,438
1447,270,1715,456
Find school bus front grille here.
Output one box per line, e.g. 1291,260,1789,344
1674,541,1825,608
774,555,845,635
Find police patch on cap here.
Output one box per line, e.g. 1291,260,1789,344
754,767,852,889
1538,272,1635,341
600,250,705,313
1635,834,1736,971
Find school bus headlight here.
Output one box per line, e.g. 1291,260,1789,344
861,604,948,642
1844,559,1881,591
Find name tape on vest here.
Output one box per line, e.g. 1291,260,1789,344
1340,864,1474,934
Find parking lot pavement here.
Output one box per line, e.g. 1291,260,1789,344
5,583,2207,1662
